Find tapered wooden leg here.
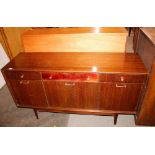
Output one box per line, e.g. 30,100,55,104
33,109,39,119
128,27,132,36
134,114,137,124
114,114,118,125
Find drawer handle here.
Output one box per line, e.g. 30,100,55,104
116,84,126,88
65,82,75,86
19,80,30,85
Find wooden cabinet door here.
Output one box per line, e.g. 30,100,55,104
9,79,48,108
43,81,99,109
100,83,142,111
78,82,100,109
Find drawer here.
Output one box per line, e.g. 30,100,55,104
42,72,99,81
99,74,107,82
4,70,41,80
106,74,147,83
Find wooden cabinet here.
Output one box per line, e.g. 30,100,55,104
137,60,155,126
134,28,155,126
2,52,147,124
100,83,143,111
43,81,99,109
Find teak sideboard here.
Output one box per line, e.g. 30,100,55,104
2,52,148,124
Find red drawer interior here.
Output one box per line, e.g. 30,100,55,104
42,72,99,81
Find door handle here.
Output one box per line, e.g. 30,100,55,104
65,82,75,86
116,84,126,88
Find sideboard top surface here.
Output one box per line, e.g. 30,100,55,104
3,52,148,74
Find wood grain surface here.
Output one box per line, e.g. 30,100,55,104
3,52,147,74
22,27,127,53
137,60,155,126
1,52,148,122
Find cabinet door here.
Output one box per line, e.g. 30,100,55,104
9,79,48,108
43,81,99,109
100,83,142,111
79,82,100,109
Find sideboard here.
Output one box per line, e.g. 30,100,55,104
133,28,155,126
2,52,148,124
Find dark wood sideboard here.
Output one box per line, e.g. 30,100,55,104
133,28,155,126
2,52,148,125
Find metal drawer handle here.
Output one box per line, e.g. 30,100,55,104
116,84,126,88
19,80,29,84
65,82,75,86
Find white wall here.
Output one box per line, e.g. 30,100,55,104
0,43,9,89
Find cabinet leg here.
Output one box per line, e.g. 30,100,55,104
33,109,39,119
128,27,132,36
134,114,137,124
114,114,118,125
